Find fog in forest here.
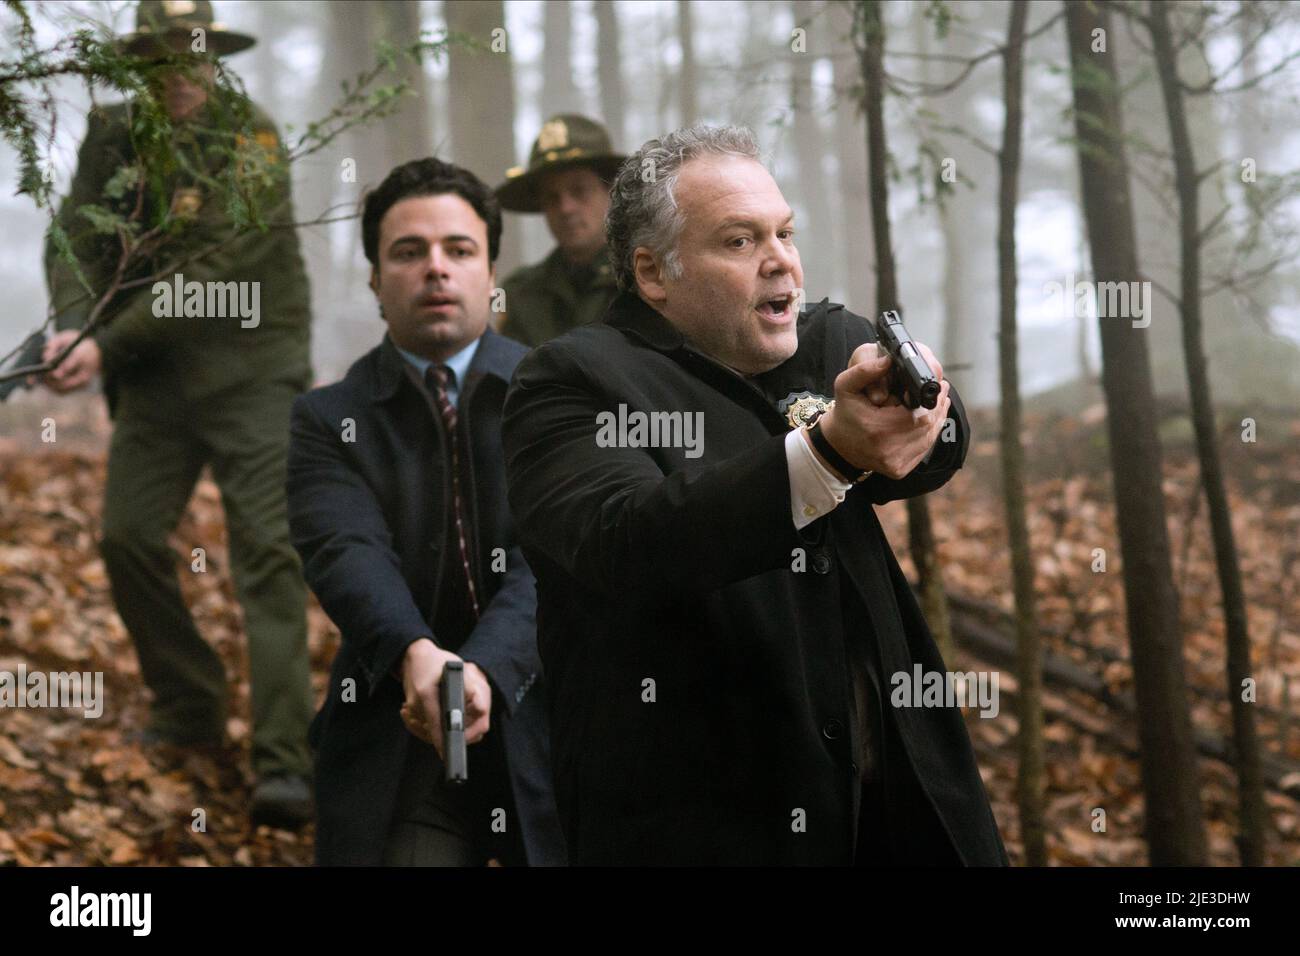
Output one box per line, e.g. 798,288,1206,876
3,0,1297,407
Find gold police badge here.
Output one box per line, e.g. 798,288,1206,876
235,129,281,167
536,118,569,152
778,391,833,430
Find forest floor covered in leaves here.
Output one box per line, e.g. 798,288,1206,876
1,392,1297,866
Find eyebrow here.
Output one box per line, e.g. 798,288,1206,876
714,211,796,234
387,233,480,252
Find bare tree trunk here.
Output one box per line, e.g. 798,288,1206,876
791,0,834,292
656,5,672,135
823,1,872,308
381,0,433,162
677,0,699,124
1064,0,1206,866
1233,3,1268,246
936,202,966,360
595,0,626,145
1075,220,1093,382
252,3,281,113
913,6,968,365
856,0,953,662
331,1,386,190
909,503,953,660
295,9,344,224
542,0,581,116
296,2,360,377
995,0,1045,868
445,0,518,276
1147,0,1267,867
327,0,389,365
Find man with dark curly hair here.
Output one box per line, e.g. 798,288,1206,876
287,157,564,866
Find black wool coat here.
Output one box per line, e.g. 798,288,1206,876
501,291,1008,866
288,330,565,866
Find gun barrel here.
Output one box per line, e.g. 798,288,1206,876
874,311,939,409
899,343,941,409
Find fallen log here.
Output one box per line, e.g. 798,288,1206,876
945,598,1300,801
945,591,1291,723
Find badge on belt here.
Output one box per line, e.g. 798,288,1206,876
778,390,833,430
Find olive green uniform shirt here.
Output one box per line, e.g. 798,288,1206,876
498,246,618,348
44,98,312,410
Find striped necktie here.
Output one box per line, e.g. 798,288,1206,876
426,364,481,623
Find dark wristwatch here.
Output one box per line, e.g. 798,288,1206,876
806,407,872,484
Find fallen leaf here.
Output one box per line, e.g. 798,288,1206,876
0,737,38,770
22,827,71,848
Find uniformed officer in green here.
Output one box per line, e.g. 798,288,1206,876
39,1,314,827
494,115,625,346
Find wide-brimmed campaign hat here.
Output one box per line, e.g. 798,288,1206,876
495,114,626,213
120,0,256,58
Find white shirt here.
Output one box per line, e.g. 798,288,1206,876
785,427,854,530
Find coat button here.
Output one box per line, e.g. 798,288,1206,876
822,719,843,740
812,551,832,574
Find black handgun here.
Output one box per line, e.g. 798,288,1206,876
0,331,48,402
873,310,940,410
441,660,468,784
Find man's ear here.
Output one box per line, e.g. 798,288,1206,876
368,267,379,297
632,247,667,306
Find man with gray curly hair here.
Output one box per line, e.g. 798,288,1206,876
502,124,1006,865
604,125,762,290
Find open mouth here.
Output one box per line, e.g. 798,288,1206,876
756,293,795,320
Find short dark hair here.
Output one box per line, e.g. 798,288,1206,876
361,157,502,267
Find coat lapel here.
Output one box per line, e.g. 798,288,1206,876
371,334,413,405
462,328,516,397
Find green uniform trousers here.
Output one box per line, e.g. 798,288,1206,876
99,378,312,779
